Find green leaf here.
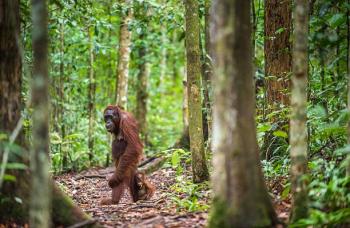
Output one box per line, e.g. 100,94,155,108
0,133,8,141
171,150,180,168
4,163,27,170
328,13,346,28
3,174,16,182
334,145,350,156
273,130,288,138
281,184,290,200
258,123,271,133
275,27,285,35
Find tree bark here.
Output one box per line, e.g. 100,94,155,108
0,0,22,136
135,37,149,145
0,0,29,222
87,25,95,165
59,21,67,169
134,1,149,145
201,0,212,145
264,0,292,112
30,0,51,226
0,1,99,226
173,68,190,149
347,0,350,177
115,0,133,109
184,0,209,183
209,0,277,226
290,0,309,222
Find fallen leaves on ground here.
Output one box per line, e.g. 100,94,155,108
55,167,207,227
55,167,290,227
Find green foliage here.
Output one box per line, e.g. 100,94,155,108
18,0,186,172
170,175,209,212
11,0,349,226
161,148,209,212
0,134,27,185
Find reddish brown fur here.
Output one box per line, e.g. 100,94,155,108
100,105,155,205
132,172,155,201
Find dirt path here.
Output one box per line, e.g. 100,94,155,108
55,166,290,227
55,167,208,227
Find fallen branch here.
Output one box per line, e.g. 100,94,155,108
75,174,106,180
138,156,157,167
139,156,167,174
130,203,155,209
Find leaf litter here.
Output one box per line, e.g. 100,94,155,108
55,167,290,227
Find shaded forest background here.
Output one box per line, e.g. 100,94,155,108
0,0,350,227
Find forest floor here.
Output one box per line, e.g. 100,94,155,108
55,166,291,227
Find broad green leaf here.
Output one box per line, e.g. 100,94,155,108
273,130,288,138
3,174,16,182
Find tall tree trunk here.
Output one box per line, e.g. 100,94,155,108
87,25,95,165
201,0,212,145
59,21,67,170
0,2,95,224
30,0,50,226
134,1,149,145
209,0,277,226
183,68,189,132
115,0,133,109
106,2,113,167
0,0,29,221
184,0,209,183
347,0,350,177
290,0,309,222
173,67,190,149
135,36,149,145
264,0,292,112
174,69,190,149
0,0,22,136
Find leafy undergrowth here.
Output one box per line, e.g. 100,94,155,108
55,166,290,227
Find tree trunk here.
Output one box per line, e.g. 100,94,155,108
347,0,350,177
59,21,67,170
290,0,309,222
0,0,22,137
173,67,190,149
30,0,51,226
135,35,149,145
87,25,95,165
209,0,277,226
0,0,28,222
0,1,98,226
264,0,292,112
182,68,189,132
115,0,133,109
201,0,212,145
184,0,209,183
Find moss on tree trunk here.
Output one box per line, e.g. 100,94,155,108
209,0,278,226
290,0,309,222
265,0,292,111
0,1,99,226
116,0,133,109
184,0,209,183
